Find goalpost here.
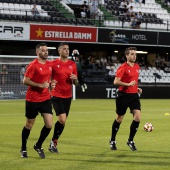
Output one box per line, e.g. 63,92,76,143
0,55,76,100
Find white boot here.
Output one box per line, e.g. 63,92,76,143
83,83,87,89
81,85,85,92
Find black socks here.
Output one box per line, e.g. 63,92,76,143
111,119,121,141
52,121,65,141
21,127,30,151
36,126,51,147
128,120,140,141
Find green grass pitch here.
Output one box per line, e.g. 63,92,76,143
0,99,170,170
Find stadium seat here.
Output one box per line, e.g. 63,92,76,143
103,0,170,30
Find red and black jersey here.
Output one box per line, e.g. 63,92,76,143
52,58,77,98
25,59,52,102
116,62,140,93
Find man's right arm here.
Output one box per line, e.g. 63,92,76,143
23,76,49,88
114,77,136,87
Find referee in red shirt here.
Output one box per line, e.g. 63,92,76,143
110,47,142,151
20,43,53,158
48,42,78,153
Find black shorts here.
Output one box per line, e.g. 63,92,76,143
51,97,72,116
115,91,141,116
25,99,53,119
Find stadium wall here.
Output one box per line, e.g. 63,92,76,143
1,85,169,100
76,85,170,99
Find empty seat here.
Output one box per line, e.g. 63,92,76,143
3,9,10,14
14,4,20,9
105,20,114,26
27,11,32,16
113,21,122,27
25,4,31,10
2,3,9,8
40,11,48,17
20,10,26,15
19,4,25,9
8,3,14,9
36,5,41,10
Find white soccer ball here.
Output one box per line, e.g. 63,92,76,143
144,123,153,132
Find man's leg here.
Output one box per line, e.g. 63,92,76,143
49,114,66,153
127,110,140,151
110,114,124,150
20,118,35,158
34,113,52,158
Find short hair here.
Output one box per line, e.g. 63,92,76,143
58,42,69,50
125,47,137,55
36,43,47,50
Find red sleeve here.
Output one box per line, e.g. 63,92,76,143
116,66,125,80
25,62,35,79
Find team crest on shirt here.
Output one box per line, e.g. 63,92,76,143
57,65,60,68
40,68,42,71
69,65,73,69
128,70,130,73
49,66,52,71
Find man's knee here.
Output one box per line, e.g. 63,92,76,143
116,115,124,123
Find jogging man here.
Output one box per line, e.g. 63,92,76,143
48,42,78,153
20,43,53,158
110,47,142,151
